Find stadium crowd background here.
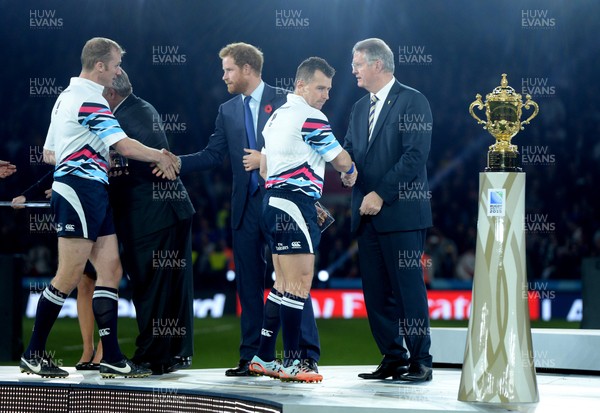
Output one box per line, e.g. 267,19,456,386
1,1,599,297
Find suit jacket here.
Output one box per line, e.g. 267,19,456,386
109,94,195,239
179,83,287,230
344,80,433,234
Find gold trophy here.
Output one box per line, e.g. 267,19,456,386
469,74,539,171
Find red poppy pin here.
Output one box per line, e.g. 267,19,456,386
264,104,273,114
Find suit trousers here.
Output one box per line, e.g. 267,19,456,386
234,189,320,362
121,217,194,365
357,220,432,367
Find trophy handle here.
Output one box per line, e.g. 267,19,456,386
521,94,539,128
469,94,487,126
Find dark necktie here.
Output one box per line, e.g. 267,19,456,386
244,95,259,195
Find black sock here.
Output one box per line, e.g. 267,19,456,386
256,288,282,361
24,285,67,359
280,292,306,366
93,287,123,363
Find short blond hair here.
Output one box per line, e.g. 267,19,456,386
219,42,263,75
81,37,125,72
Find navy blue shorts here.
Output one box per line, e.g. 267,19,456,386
262,189,321,255
51,175,115,241
84,261,97,280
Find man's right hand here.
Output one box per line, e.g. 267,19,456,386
153,149,180,180
341,162,358,187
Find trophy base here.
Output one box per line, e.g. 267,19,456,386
486,151,522,172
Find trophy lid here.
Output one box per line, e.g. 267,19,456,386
486,73,522,104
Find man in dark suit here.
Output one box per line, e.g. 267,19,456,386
103,70,196,375
177,42,320,376
343,38,433,382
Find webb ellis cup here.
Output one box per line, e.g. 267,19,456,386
458,74,540,403
469,73,538,171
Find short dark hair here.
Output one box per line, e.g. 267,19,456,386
219,42,263,75
295,57,335,84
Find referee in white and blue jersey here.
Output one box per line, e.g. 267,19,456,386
19,37,179,379
248,57,357,383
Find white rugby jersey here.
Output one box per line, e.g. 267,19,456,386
44,77,127,184
262,94,342,199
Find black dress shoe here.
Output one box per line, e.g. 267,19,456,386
137,361,167,375
358,359,409,380
225,359,250,377
394,363,432,382
166,356,192,373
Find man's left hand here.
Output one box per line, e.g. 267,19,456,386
243,148,261,171
359,191,383,216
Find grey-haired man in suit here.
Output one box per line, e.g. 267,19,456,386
343,38,433,383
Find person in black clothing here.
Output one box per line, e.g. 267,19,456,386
103,70,195,374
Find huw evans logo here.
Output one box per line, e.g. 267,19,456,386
521,78,556,98
152,318,187,337
398,250,432,269
152,388,185,404
29,213,57,233
152,250,187,269
275,9,309,28
398,182,432,201
398,45,432,65
152,181,188,201
399,113,432,133
153,113,187,133
29,146,44,165
30,10,63,29
521,146,556,166
399,318,430,336
152,45,187,65
275,213,302,233
524,214,555,234
275,77,295,93
521,10,556,29
30,78,64,97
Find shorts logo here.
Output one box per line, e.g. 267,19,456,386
275,243,289,251
291,241,302,249
65,224,75,231
98,328,110,337
261,328,273,337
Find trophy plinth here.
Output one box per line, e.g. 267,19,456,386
459,74,540,404
469,74,539,172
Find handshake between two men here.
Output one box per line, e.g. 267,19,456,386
150,148,180,180
105,137,181,181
